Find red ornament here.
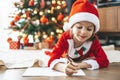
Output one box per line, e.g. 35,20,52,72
46,36,54,43
10,20,15,26
40,0,45,9
57,13,64,21
29,0,34,6
40,15,48,24
14,15,20,22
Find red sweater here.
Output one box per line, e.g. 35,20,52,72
48,31,109,69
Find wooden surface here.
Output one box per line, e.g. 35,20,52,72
0,63,120,80
98,6,120,32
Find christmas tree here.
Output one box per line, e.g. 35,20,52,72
9,0,68,43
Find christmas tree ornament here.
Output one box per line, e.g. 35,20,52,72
61,1,67,8
57,13,64,21
40,0,45,9
40,15,48,24
51,17,57,23
29,0,34,6
14,15,20,22
57,1,61,5
46,1,51,5
39,11,44,15
10,20,15,26
52,0,57,7
46,36,55,48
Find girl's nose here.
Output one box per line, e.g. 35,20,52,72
81,28,87,34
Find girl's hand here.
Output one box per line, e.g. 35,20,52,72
65,62,79,76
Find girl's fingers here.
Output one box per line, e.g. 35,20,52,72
65,67,78,76
67,62,78,70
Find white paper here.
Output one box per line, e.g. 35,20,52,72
22,67,86,76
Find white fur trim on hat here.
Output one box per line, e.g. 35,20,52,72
63,22,69,31
67,12,100,32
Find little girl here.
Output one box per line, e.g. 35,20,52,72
47,0,109,76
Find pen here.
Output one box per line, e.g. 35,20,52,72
66,55,74,66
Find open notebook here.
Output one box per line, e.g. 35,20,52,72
23,67,86,76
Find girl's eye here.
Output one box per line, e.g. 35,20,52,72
77,26,93,31
77,27,82,29
76,25,82,29
87,28,93,31
87,26,94,31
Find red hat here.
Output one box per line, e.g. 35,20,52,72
63,0,100,32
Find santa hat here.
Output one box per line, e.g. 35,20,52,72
63,0,100,33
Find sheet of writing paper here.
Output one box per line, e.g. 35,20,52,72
22,67,86,76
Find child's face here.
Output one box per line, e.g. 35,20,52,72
72,21,95,43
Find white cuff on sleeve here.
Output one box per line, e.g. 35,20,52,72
50,58,67,69
82,59,99,70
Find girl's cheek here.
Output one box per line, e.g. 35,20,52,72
72,28,77,34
